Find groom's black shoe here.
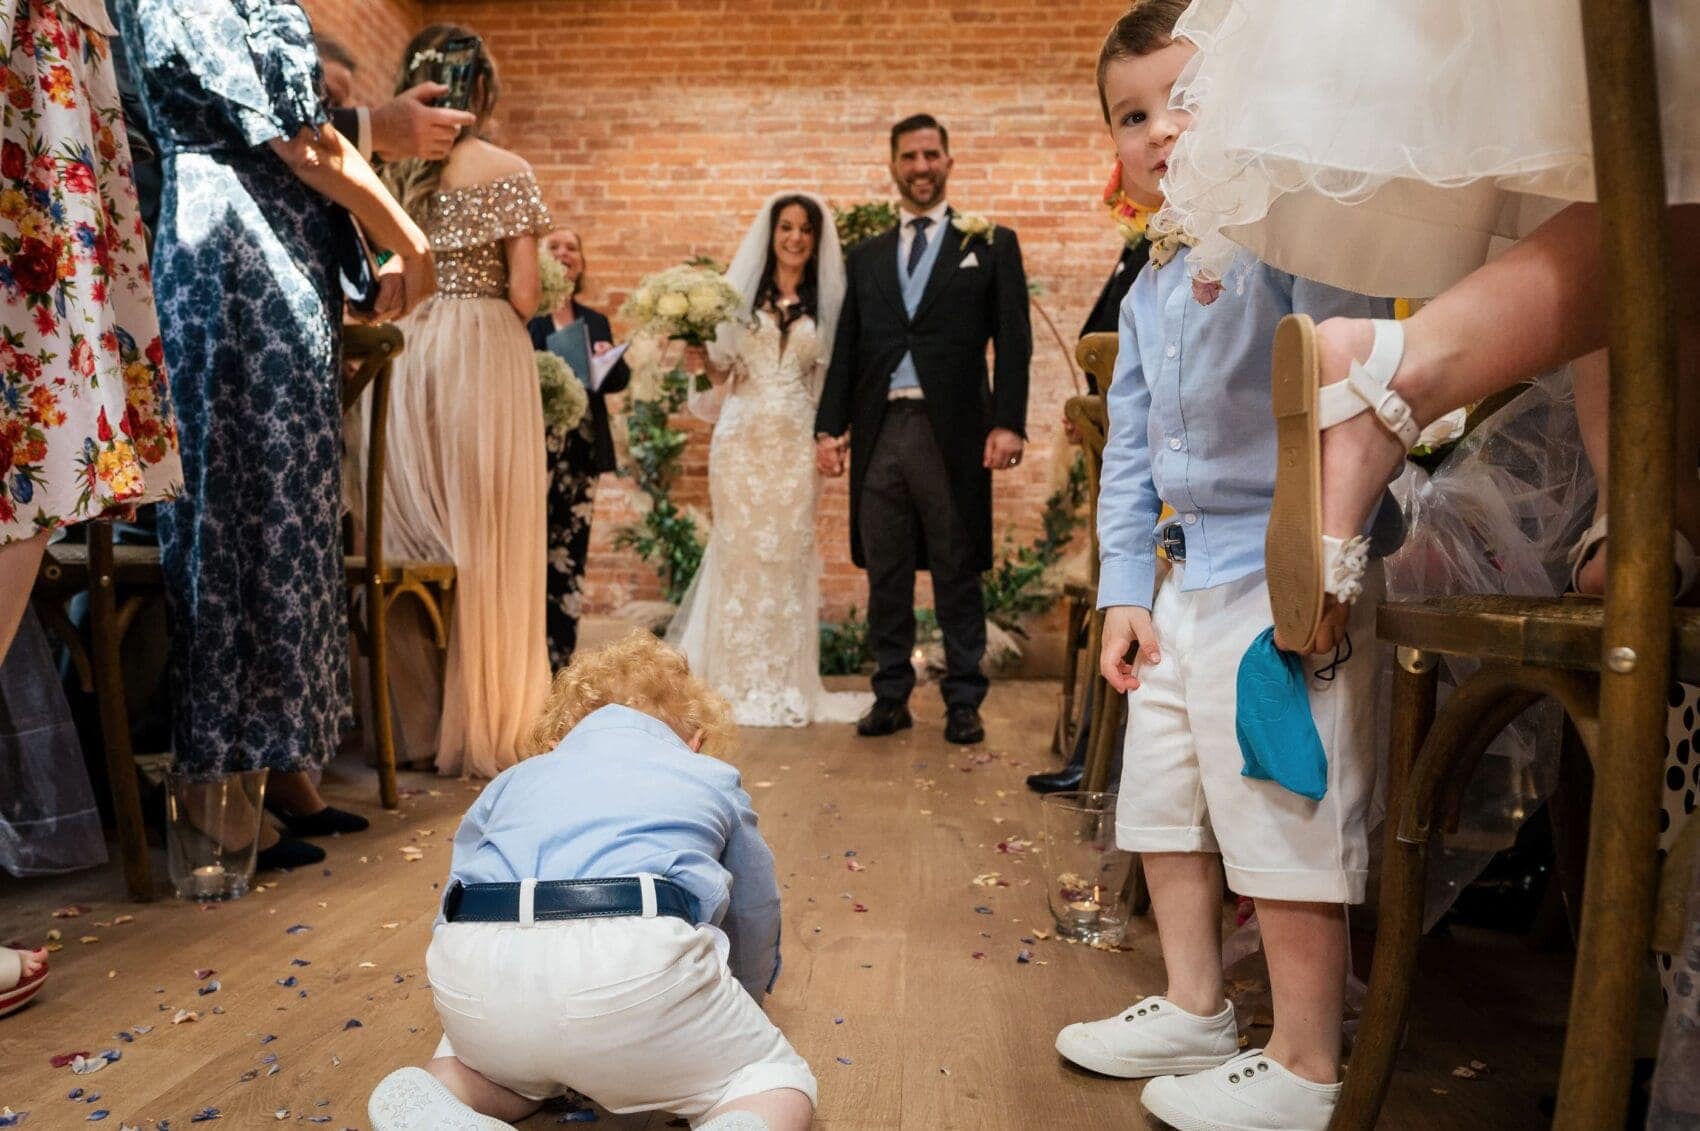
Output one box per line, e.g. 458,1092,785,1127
944,705,986,745
857,699,913,737
1026,758,1084,795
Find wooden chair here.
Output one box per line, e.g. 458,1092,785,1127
32,520,159,900
1333,5,1691,1128
1052,332,1119,758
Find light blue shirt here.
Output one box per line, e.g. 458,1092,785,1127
1097,247,1395,611
889,204,950,391
442,704,782,1000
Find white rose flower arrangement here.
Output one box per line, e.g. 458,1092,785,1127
535,350,589,432
537,248,577,314
619,264,743,346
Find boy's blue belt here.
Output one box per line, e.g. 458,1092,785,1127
442,877,698,925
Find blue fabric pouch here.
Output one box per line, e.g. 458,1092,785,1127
1235,627,1328,801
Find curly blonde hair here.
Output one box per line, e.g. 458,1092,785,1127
526,631,736,758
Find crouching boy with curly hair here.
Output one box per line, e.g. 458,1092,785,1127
368,632,816,1131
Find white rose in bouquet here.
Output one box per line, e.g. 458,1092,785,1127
535,350,589,432
656,292,690,318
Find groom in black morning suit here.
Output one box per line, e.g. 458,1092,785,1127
815,114,1032,745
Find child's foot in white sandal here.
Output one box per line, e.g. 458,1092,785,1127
1267,315,1421,653
0,947,49,1018
368,1067,517,1131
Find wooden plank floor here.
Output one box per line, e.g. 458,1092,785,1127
1,680,1569,1129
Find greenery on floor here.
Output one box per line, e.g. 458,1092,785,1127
614,362,704,605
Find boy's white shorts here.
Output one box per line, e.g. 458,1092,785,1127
1114,564,1382,904
426,916,817,1118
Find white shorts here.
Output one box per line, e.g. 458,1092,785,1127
426,916,817,1119
1114,564,1382,904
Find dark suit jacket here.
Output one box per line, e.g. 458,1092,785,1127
815,214,1032,572
1079,243,1150,392
528,303,631,476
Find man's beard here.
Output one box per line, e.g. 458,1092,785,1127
900,175,945,208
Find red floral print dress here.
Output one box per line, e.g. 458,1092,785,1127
0,0,180,544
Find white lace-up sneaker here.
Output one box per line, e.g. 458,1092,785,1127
1140,1049,1341,1131
1055,996,1241,1079
368,1067,518,1131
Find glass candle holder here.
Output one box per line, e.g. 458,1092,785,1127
1040,790,1135,946
163,769,267,901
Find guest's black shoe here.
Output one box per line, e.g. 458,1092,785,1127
1026,760,1084,795
267,804,370,839
944,705,985,745
256,835,326,873
857,699,913,737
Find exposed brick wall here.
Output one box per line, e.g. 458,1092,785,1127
304,0,423,108
305,0,1127,621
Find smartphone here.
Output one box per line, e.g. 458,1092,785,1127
428,35,482,111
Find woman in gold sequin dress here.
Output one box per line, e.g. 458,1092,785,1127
366,27,552,778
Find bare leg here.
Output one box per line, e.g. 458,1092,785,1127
1256,899,1347,1085
424,1056,541,1124
1573,336,1700,596
1142,852,1228,1017
0,532,49,665
265,770,329,816
1296,204,1700,647
700,1087,815,1131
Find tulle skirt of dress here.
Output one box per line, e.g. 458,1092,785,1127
1160,0,1700,297
356,296,551,777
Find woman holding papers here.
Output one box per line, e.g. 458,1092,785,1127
528,228,632,667
363,26,553,777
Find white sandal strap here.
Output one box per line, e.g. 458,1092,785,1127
1321,534,1371,603
1567,513,1700,595
1316,319,1422,450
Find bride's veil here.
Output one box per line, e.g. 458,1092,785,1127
710,188,847,404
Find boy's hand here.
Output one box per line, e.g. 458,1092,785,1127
1100,605,1160,693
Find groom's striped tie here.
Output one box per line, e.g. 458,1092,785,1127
906,216,933,275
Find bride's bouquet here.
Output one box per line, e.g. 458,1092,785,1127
535,350,589,432
619,265,743,346
537,249,576,313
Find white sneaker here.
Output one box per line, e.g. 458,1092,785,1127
1055,996,1240,1079
1140,1049,1341,1131
368,1067,518,1131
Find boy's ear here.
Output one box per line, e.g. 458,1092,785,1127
689,728,706,752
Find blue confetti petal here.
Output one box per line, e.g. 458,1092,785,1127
835,1056,853,1066
1016,949,1033,964
289,958,311,967
284,924,312,935
68,1089,84,1100
0,1110,28,1126
276,976,297,988
197,981,220,996
973,906,993,915
342,1018,363,1030
86,1113,108,1123
190,1108,221,1122
557,1113,599,1124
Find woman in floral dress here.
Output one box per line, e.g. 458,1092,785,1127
0,0,180,664
116,0,433,860
0,0,181,1022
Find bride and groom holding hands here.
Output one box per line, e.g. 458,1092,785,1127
670,113,1032,742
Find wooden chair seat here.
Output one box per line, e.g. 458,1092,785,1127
38,540,163,588
343,555,458,588
1378,595,1700,683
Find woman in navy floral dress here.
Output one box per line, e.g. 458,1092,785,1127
116,0,432,861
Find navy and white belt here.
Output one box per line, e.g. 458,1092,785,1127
1159,522,1187,563
442,876,698,926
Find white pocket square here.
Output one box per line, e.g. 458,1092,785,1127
960,252,980,268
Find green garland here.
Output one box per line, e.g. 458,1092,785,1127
614,363,705,605
833,201,899,249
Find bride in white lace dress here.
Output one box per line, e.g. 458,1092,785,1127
667,192,872,727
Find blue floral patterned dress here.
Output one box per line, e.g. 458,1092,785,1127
114,0,346,779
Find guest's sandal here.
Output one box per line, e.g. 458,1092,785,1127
0,947,48,1019
1566,514,1700,598
1267,315,1420,649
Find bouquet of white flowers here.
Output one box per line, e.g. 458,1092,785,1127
619,264,743,346
537,250,576,314
536,350,589,432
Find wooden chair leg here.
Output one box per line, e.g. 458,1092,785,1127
88,521,154,901
1055,595,1083,756
369,577,398,810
